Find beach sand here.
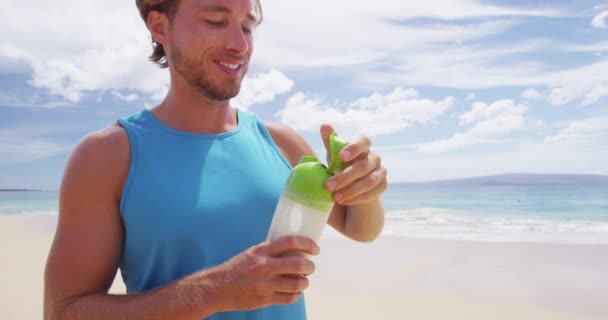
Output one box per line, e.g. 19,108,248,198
307,237,608,320
1,214,607,319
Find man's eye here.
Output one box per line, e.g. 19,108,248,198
206,20,226,27
242,26,252,34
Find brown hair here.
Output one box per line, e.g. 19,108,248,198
136,0,263,68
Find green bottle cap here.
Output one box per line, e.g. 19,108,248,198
284,132,349,211
327,132,349,174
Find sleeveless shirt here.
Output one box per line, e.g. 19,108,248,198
117,108,306,319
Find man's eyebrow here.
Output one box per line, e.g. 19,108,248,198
198,5,259,23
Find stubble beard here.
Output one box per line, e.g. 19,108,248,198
171,46,245,101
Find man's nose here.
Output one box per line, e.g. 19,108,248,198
225,25,249,55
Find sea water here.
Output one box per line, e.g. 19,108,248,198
3,183,608,244
373,183,608,243
0,190,58,216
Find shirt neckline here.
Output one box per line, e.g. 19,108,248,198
141,108,242,139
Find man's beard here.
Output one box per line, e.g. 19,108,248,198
170,46,245,101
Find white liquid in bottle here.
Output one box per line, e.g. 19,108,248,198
266,132,348,247
267,194,332,244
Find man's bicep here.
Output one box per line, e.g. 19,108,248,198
45,130,127,312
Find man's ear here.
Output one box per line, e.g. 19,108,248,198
147,10,169,47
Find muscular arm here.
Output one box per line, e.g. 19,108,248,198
265,122,385,243
44,125,219,319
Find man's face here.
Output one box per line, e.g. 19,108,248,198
166,0,258,101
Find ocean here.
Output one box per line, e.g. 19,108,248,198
0,190,58,216
2,182,608,244
378,183,608,243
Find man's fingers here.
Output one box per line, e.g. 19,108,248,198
327,153,380,192
335,171,388,205
339,136,371,162
272,292,302,305
270,256,316,276
265,235,320,257
320,124,335,163
272,274,310,293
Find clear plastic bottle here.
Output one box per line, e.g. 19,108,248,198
267,133,348,245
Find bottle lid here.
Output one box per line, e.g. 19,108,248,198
284,132,349,211
327,132,349,174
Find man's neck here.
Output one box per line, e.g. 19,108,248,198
150,82,238,135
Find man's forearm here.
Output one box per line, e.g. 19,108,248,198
47,270,220,320
332,199,384,242
346,199,385,242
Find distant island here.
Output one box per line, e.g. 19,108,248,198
0,189,42,192
395,173,608,187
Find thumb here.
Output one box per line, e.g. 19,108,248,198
320,123,335,163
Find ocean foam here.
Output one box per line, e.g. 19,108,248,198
323,208,608,244
0,210,58,216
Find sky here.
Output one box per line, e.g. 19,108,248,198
1,0,608,190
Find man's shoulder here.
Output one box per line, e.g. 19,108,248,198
262,121,296,141
67,124,131,195
76,124,129,162
262,121,315,166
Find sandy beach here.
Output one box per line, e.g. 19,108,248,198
1,214,607,319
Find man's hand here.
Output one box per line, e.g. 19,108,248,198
321,124,388,206
210,235,319,312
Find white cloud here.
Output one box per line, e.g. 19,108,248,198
545,116,608,143
534,119,546,128
0,90,68,108
112,91,140,103
359,40,548,89
256,18,519,69
232,69,294,111
592,11,608,28
547,60,608,106
562,41,608,53
381,138,608,183
522,88,542,100
276,88,454,137
1,0,601,111
381,115,608,182
256,1,565,69
459,100,522,125
583,83,608,106
0,136,68,164
418,100,527,153
0,1,295,108
0,0,581,109
466,93,476,100
362,42,608,107
0,0,169,103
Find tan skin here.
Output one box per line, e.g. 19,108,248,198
44,0,386,319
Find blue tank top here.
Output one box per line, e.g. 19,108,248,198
117,109,306,319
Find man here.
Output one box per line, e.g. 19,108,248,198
44,0,387,319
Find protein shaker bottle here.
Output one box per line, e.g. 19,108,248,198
267,132,349,245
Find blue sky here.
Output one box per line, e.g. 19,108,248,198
1,0,608,190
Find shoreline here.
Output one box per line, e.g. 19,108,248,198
2,214,607,319
7,206,608,245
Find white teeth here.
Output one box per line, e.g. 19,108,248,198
219,61,239,70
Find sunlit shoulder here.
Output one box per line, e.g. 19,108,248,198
263,121,315,167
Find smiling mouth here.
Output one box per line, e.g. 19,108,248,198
215,60,243,74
